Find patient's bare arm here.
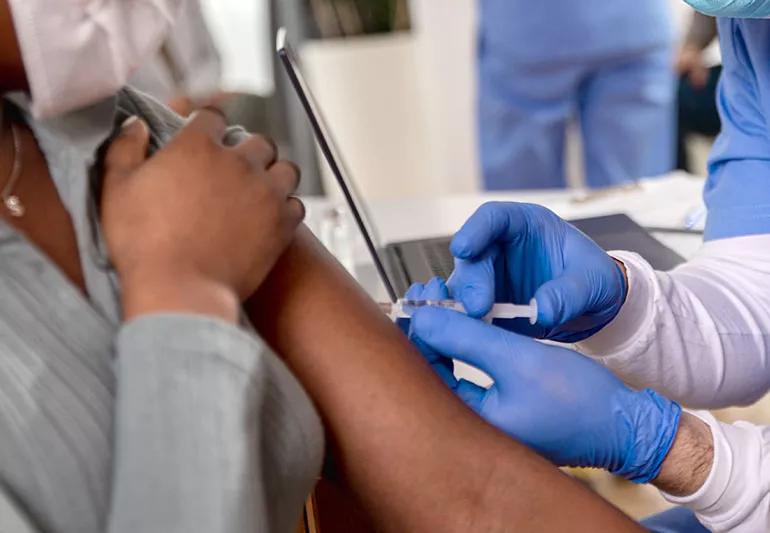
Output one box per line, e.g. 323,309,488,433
247,226,643,532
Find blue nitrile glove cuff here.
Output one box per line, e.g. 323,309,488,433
587,259,629,337
612,389,682,485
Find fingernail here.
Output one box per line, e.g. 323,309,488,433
290,195,306,220
121,116,139,131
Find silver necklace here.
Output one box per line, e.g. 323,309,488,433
2,123,24,218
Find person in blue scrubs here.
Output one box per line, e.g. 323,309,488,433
479,0,676,190
702,18,770,239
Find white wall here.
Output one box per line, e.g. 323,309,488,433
410,0,480,194
199,0,274,95
301,34,436,201
298,0,481,200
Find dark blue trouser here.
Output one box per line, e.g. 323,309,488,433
641,507,710,532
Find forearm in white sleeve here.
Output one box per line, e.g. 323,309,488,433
662,411,770,532
578,234,770,409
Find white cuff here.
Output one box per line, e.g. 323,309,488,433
577,251,657,359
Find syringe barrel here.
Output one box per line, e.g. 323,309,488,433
385,299,537,324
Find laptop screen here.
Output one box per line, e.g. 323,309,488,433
276,28,398,301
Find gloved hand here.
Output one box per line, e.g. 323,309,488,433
406,279,681,483
448,202,627,342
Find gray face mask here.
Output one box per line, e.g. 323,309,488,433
684,0,770,17
7,0,181,119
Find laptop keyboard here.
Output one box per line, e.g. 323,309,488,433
423,239,455,280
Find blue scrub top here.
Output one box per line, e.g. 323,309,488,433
479,0,674,64
705,19,770,240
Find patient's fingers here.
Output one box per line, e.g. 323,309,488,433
269,160,302,197
104,117,150,180
183,108,228,143
232,133,278,168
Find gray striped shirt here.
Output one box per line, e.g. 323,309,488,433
0,88,323,533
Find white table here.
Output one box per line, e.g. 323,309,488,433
304,172,707,300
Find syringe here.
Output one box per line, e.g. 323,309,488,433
379,299,538,324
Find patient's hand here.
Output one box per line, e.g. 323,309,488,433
101,110,304,321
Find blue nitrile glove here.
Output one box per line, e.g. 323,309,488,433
402,278,459,385
407,279,681,483
448,202,628,342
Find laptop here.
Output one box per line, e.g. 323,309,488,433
276,29,685,302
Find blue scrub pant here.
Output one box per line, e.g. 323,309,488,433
479,46,676,190
641,507,710,532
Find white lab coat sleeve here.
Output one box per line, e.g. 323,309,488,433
577,234,770,409
661,411,770,532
